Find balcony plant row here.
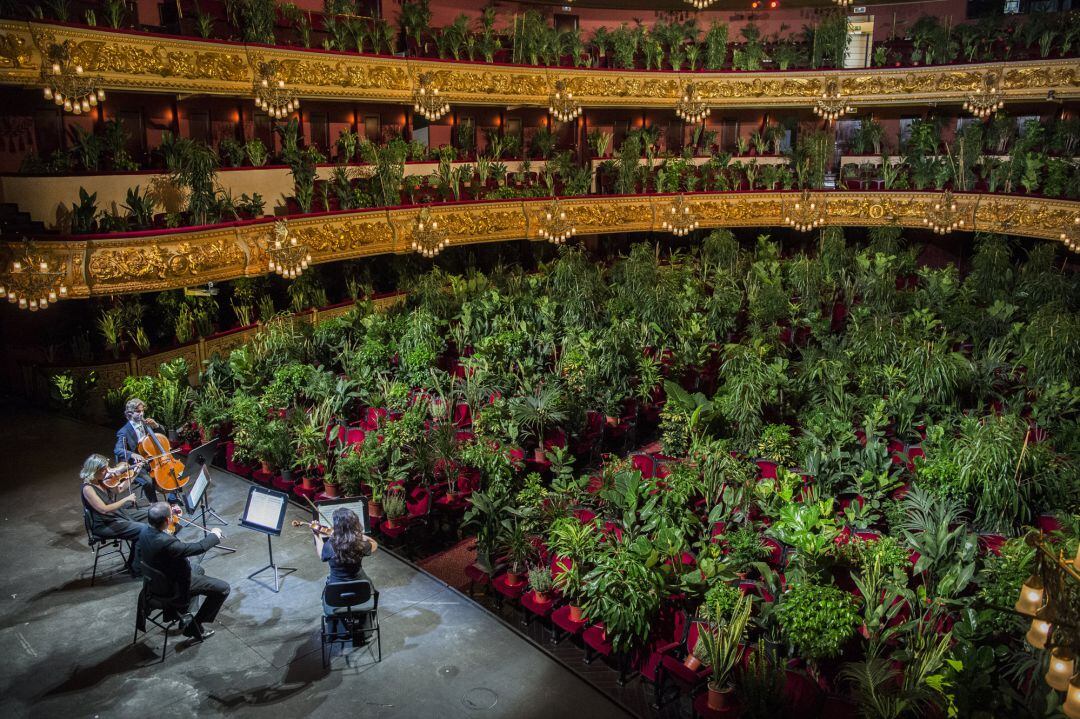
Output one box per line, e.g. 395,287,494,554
14,3,1080,73
67,230,1078,718
38,117,1080,235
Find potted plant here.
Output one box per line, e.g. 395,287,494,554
292,402,336,491
697,593,753,711
510,386,568,461
192,381,229,444
553,562,587,621
258,416,295,482
725,526,771,577
498,519,533,586
383,491,407,529
528,565,554,603
687,583,742,669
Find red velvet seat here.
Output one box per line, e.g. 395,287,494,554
657,620,712,706
491,572,527,607
379,517,410,539
294,482,320,500
406,487,431,518
250,469,273,485
550,604,588,644
271,475,295,493
521,590,555,624
464,562,490,596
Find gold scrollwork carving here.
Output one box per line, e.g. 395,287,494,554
87,236,245,284
0,32,32,69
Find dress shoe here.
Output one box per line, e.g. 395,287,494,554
182,621,213,640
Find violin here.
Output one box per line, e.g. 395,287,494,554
166,504,183,535
102,459,145,489
137,418,188,492
292,519,333,537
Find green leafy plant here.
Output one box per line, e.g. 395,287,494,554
776,581,860,662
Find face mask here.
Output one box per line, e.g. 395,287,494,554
132,411,145,422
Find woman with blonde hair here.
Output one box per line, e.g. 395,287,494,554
80,453,149,574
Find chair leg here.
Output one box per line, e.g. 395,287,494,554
583,646,594,664
159,624,169,663
375,623,381,663
653,668,665,710
91,546,100,587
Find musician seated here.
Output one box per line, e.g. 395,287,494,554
113,397,160,505
139,502,230,641
312,508,378,639
80,453,149,575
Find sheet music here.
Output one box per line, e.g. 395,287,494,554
186,467,210,511
245,491,285,530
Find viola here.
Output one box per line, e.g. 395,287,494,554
166,505,183,535
292,519,333,537
102,459,145,489
137,419,188,492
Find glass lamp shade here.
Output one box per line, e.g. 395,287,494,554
1046,648,1076,692
1026,611,1052,650
1015,574,1045,616
1065,675,1080,719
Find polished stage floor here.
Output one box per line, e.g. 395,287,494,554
0,406,629,719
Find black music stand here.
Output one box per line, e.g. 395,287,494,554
240,486,295,593
181,466,236,555
181,439,226,526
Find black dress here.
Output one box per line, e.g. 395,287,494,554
321,539,374,624
81,483,148,541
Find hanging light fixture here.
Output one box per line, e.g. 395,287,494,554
1015,574,1046,616
784,189,826,232
1065,675,1080,719
922,190,967,234
0,241,69,311
813,78,853,122
963,71,1004,119
1026,608,1053,650
547,80,581,123
537,199,576,245
413,73,450,122
41,41,104,116
660,195,699,237
1060,215,1080,254
1047,648,1077,692
265,220,310,279
253,61,299,120
832,0,852,6
675,83,709,124
412,207,448,258
686,0,717,9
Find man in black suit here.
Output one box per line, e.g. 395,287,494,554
139,502,231,640
114,397,160,505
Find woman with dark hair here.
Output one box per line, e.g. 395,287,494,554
312,508,378,617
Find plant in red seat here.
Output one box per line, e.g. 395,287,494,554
527,564,554,604
509,385,568,462
382,490,407,530
697,592,753,711
293,401,337,492
549,516,599,620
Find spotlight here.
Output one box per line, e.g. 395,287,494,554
770,0,778,6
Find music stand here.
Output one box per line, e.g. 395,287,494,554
240,486,295,592
181,466,236,554
181,439,226,526
314,497,369,533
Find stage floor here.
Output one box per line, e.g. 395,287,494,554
0,407,629,719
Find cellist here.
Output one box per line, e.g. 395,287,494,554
114,397,160,504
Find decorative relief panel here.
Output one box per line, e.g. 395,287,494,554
0,22,1076,107
3,194,1077,299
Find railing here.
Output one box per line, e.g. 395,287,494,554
3,191,1076,299
1,21,1077,109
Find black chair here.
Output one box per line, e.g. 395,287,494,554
322,579,381,668
133,561,193,662
83,508,127,586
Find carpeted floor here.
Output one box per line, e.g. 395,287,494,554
416,536,478,591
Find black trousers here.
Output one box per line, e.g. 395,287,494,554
132,471,159,504
189,565,230,624
93,508,149,570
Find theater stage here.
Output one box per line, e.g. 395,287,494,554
0,407,630,719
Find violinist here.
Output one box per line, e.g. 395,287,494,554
139,502,229,641
312,508,378,638
80,453,149,574
113,397,160,504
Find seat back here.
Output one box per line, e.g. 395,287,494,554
324,579,375,611
140,561,186,615
83,507,99,546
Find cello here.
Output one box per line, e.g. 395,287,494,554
137,419,188,492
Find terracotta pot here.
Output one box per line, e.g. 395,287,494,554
385,517,398,529
707,684,734,711
260,460,271,474
301,475,319,490
322,483,340,498
533,590,550,604
683,653,702,671
506,571,524,587
568,605,583,622
368,501,384,518
534,446,547,463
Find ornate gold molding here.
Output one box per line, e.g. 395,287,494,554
0,21,1077,108
4,192,1075,299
